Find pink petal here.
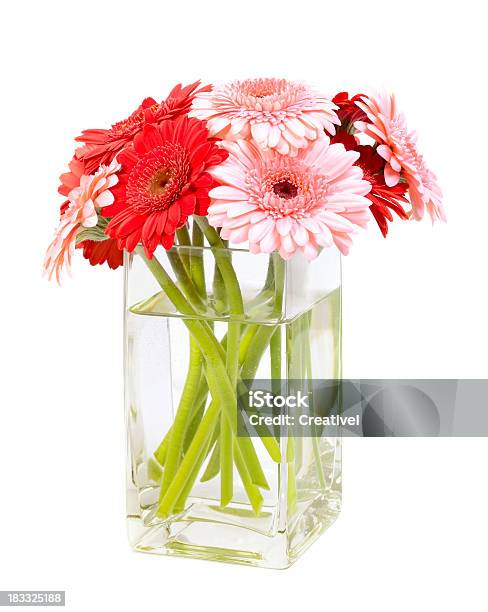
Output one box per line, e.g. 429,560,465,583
275,137,290,155
228,225,249,243
226,203,258,218
276,217,292,236
249,218,274,242
268,125,281,148
389,155,402,172
285,117,306,138
302,243,319,260
280,233,295,253
209,186,249,201
384,163,400,187
95,190,114,207
291,223,309,246
207,116,231,135
251,122,270,147
377,144,392,162
260,229,280,253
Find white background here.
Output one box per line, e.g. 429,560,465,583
1,1,487,610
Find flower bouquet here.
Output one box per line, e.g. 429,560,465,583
45,78,443,568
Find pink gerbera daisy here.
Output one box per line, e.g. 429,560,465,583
207,137,372,259
190,78,340,157
354,92,445,221
44,159,120,282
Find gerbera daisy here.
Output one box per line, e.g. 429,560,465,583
72,81,211,176
207,137,372,259
102,116,227,258
44,159,121,282
190,78,340,157
332,92,367,129
58,156,86,197
57,197,124,270
405,158,444,221
76,238,124,270
354,92,445,221
332,133,409,236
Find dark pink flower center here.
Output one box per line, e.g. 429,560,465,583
273,180,298,199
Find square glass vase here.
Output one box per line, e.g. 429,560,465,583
124,243,342,568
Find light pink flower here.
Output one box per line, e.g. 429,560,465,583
355,92,445,221
207,137,372,259
44,159,121,282
404,155,445,221
190,78,340,157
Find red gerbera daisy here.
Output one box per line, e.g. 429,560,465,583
332,133,409,236
59,81,211,191
76,238,124,270
102,116,227,258
333,92,368,129
58,156,86,197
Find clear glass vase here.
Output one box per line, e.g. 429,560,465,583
124,240,342,568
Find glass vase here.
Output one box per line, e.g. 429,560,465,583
124,239,342,568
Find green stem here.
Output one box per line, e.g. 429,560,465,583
190,222,206,298
234,440,263,515
238,325,259,365
139,249,271,513
194,217,247,504
270,253,284,396
174,420,218,513
158,337,203,501
166,249,205,312
221,320,239,505
176,226,192,274
154,378,208,465
200,439,220,482
139,243,292,515
194,221,282,490
157,399,220,518
238,254,286,460
270,329,282,382
137,249,236,427
236,436,270,489
240,326,276,381
155,287,279,478
212,266,228,314
182,390,207,452
194,217,244,317
272,253,285,316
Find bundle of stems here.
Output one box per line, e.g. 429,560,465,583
137,217,291,518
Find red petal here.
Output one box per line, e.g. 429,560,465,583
125,230,141,252
156,210,168,234
77,239,124,269
166,202,181,231
118,147,139,168
141,97,157,109
141,214,160,243
161,233,175,249
179,194,196,215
